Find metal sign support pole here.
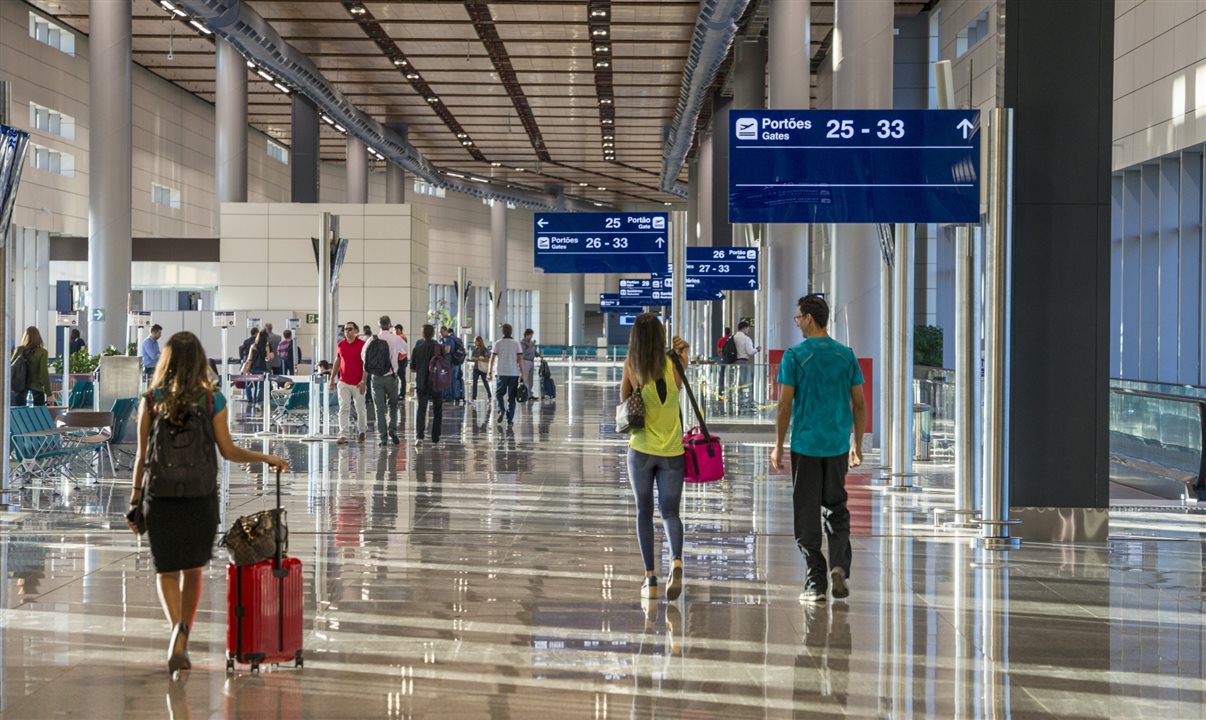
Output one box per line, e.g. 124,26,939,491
221,326,231,432
876,249,894,483
979,107,1020,548
947,224,980,529
888,223,917,492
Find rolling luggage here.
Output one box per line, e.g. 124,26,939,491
226,469,304,673
541,375,555,400
515,383,530,403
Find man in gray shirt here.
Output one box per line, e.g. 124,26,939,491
488,323,525,426
520,329,538,400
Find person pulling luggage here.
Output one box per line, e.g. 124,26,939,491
126,331,287,677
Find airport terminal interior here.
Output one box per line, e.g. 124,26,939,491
1,0,1205,717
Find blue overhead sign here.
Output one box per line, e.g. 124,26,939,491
534,212,669,274
618,278,671,306
685,247,759,290
599,293,645,314
688,287,726,301
729,110,981,224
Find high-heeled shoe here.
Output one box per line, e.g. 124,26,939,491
167,622,189,675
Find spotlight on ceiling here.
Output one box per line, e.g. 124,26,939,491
349,5,367,17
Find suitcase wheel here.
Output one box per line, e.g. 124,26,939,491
250,661,260,673
294,650,304,668
225,658,234,674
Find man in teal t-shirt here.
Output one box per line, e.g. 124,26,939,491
770,294,866,604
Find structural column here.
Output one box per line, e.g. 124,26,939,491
385,122,408,204
568,275,585,346
831,0,893,446
490,200,508,333
290,95,320,203
765,0,810,353
385,164,406,204
87,0,132,351
731,36,767,331
346,136,369,204
215,37,248,220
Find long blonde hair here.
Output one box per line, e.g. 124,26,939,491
625,313,667,387
149,332,216,424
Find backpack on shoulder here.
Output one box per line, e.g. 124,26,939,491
429,346,453,393
450,337,467,366
363,336,392,376
721,336,738,364
10,348,30,395
145,393,218,498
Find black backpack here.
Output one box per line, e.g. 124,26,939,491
721,336,738,364
363,336,392,376
10,348,30,394
451,337,467,366
145,393,218,498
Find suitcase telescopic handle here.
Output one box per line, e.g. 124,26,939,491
272,467,288,577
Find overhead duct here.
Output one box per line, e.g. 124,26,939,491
659,0,751,196
176,0,558,209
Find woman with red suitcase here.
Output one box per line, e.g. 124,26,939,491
127,331,288,677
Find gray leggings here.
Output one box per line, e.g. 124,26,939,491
626,448,685,572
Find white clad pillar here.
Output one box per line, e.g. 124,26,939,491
346,136,369,204
490,201,508,334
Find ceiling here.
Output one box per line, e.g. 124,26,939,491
35,0,928,207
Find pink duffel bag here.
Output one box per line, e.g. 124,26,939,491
670,353,725,483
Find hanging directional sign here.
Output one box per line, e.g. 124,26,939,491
534,212,669,274
599,293,646,314
685,247,759,290
619,278,672,306
729,109,981,224
687,287,726,301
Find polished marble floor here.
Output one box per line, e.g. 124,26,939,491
0,372,1204,718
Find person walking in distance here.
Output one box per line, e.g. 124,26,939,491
331,322,367,444
362,316,408,446
394,324,410,400
409,324,445,445
142,324,164,381
240,329,273,406
733,321,758,411
10,326,50,406
126,331,287,676
469,336,491,402
621,314,690,601
487,324,524,427
770,294,866,604
520,329,539,399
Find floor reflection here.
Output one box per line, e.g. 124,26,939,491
0,373,1201,717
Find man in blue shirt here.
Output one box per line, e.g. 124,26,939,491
141,324,163,379
770,294,866,604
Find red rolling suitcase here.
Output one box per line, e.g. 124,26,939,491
226,470,304,673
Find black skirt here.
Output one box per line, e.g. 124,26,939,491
145,493,220,573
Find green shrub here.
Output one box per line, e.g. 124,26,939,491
914,325,943,368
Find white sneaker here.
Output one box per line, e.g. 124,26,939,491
799,589,827,604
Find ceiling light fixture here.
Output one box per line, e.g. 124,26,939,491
256,69,274,82
664,202,672,206
333,123,347,133
446,171,466,179
405,73,419,80
456,133,468,139
393,58,407,66
514,167,525,172
426,96,440,103
590,8,608,18
189,19,212,35
597,45,610,53
273,82,290,94
321,115,335,125
579,182,588,187
603,142,614,148
349,5,367,16
602,119,613,125
245,60,256,69
461,140,474,146
593,202,604,207
490,162,502,167
591,29,608,37
599,98,612,105
159,0,187,18
595,61,610,68
597,187,606,191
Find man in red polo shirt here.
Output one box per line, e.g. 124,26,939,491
331,321,367,444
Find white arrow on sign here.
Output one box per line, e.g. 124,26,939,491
537,218,549,228
956,118,974,139
748,279,756,287
748,264,756,272
655,237,665,248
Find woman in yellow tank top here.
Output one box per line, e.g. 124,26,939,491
620,314,690,601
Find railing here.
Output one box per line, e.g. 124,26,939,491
1110,382,1206,500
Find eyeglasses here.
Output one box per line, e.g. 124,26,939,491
343,327,357,332
793,314,805,321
